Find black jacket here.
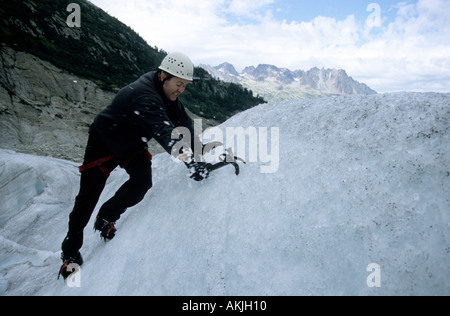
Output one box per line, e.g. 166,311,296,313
90,71,195,160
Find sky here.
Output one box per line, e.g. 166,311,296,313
87,0,450,93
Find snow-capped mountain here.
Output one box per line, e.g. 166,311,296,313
1,92,449,296
200,63,377,102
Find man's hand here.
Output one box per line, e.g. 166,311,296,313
177,148,194,163
186,161,210,181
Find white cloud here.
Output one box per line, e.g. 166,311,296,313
351,0,450,92
226,0,275,20
89,0,450,92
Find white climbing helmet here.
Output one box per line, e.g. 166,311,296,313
158,52,194,81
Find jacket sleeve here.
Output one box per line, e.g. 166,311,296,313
129,98,194,156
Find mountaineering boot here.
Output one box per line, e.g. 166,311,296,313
94,217,117,241
58,251,83,280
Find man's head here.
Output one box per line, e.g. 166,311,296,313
158,52,194,101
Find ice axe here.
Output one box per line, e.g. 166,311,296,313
188,148,246,181
206,147,246,176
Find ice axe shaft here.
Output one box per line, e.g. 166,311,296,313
206,148,246,176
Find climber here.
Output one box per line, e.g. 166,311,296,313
58,52,206,279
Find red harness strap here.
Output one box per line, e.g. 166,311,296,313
78,155,115,177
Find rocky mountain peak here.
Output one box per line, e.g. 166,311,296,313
201,63,377,102
215,62,240,77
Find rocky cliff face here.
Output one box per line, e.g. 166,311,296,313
0,44,114,161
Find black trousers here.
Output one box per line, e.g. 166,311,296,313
62,132,153,257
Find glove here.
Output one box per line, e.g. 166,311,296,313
186,161,210,181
